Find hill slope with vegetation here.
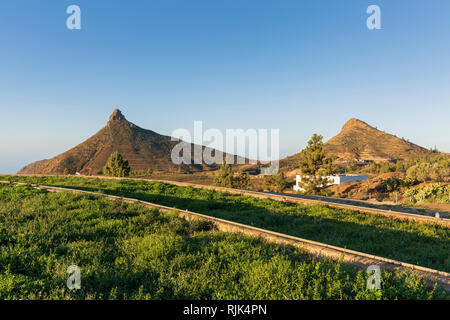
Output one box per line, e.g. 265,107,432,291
281,118,431,169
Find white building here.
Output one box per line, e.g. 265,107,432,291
293,174,367,192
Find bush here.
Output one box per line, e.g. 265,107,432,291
263,172,288,193
407,162,446,182
233,170,252,190
382,177,416,192
214,159,234,188
404,183,450,204
361,155,449,181
214,161,253,190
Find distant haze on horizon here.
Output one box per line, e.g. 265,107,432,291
1,0,450,173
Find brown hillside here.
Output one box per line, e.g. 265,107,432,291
18,109,244,175
325,118,430,161
281,118,431,168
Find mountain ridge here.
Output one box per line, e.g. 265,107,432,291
18,109,238,175
19,114,433,175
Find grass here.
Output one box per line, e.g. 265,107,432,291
0,184,447,299
1,175,449,273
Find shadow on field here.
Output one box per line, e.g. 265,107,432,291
46,183,450,273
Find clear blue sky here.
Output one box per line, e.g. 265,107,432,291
1,0,449,173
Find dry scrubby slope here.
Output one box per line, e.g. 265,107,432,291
282,118,431,168
18,110,246,175
325,119,430,161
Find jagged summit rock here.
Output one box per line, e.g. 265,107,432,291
108,109,126,122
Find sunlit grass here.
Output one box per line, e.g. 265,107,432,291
2,175,448,273
0,184,446,300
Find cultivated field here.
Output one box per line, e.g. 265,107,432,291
0,184,447,299
2,176,449,273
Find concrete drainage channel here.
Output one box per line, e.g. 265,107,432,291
2,181,449,292
9,174,450,227
151,178,450,227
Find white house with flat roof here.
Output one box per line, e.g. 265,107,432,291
293,174,367,192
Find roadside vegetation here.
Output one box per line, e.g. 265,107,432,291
307,154,449,206
404,184,450,204
339,154,449,181
263,171,288,193
214,159,252,190
2,176,449,273
0,184,446,299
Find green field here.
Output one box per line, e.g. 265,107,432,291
1,176,449,273
0,184,446,299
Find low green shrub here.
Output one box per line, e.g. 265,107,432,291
404,183,450,204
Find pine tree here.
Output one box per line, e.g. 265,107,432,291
214,158,234,188
103,151,131,177
298,134,333,194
